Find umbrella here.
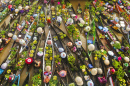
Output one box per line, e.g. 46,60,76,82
8,5,12,10
33,14,38,18
37,51,43,57
103,27,108,32
25,58,33,64
108,51,114,56
91,68,97,75
1,63,7,69
60,52,66,58
98,26,103,30
57,16,62,22
66,18,73,25
75,76,83,86
67,42,72,47
76,41,82,46
59,70,67,77
58,48,64,52
84,26,91,32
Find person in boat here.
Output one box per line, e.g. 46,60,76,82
10,14,13,20
57,16,62,26
75,39,82,52
44,66,52,83
8,72,15,82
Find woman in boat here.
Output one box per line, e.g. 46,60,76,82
57,16,62,26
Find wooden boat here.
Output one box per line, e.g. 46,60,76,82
61,3,70,24
19,14,39,53
0,15,21,53
43,31,54,86
0,43,20,84
99,15,130,56
86,19,96,57
93,40,107,85
96,34,115,86
116,2,130,24
0,7,9,23
50,24,76,85
66,46,85,86
1,4,41,85
115,2,130,45
31,29,45,86
76,3,86,30
92,1,122,33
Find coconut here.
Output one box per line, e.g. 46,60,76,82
104,60,110,65
1,63,8,69
97,68,103,74
108,51,114,56
84,26,91,32
37,27,43,34
124,57,129,63
12,35,17,41
8,33,13,37
45,66,51,72
88,44,95,51
91,68,97,75
75,76,83,86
